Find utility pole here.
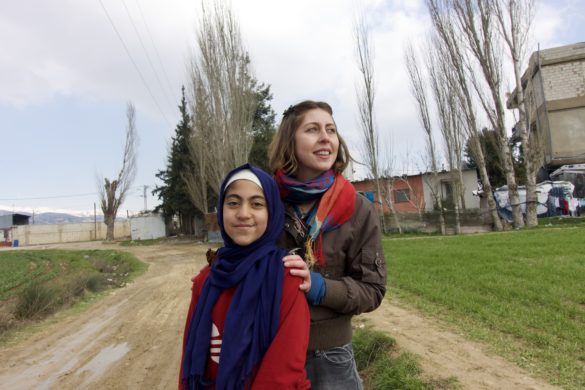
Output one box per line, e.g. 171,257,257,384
141,185,150,211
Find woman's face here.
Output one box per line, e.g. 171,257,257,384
223,180,268,246
293,108,339,181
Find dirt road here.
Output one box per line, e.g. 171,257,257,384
0,242,560,389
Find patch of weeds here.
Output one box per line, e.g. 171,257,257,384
0,307,16,334
353,328,396,370
85,274,106,292
15,283,57,319
371,352,429,390
119,238,161,246
353,328,459,390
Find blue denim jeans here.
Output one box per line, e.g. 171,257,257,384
305,343,363,390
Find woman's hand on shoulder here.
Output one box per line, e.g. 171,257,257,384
282,255,311,292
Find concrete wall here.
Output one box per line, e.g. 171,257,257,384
516,43,585,168
423,169,480,212
12,221,131,246
130,215,165,240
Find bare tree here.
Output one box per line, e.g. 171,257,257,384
185,0,256,214
380,140,402,234
426,0,503,231
450,0,524,228
184,71,210,214
404,42,446,235
97,102,138,241
428,43,467,234
354,11,387,233
493,0,538,226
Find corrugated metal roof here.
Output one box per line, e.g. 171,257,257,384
0,213,31,228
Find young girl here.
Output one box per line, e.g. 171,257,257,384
271,101,387,389
180,164,310,390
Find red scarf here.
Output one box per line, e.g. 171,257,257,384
275,170,356,267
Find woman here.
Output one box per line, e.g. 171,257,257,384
180,164,310,389
270,101,387,389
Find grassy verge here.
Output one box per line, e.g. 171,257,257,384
384,227,585,390
353,326,459,389
0,250,148,337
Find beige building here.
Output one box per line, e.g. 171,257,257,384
508,42,585,170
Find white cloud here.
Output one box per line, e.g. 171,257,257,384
0,0,582,214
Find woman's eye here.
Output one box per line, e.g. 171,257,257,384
327,127,336,134
307,127,317,133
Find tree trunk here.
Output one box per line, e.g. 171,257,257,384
105,216,115,241
385,179,402,234
474,137,503,231
451,172,462,235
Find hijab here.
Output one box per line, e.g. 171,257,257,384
182,164,287,389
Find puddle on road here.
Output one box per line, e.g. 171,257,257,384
0,299,127,390
78,342,130,387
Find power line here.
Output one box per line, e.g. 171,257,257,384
97,0,172,127
121,0,176,113
134,0,179,106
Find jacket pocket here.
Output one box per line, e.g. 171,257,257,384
360,248,385,283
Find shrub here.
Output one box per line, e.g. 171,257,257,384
85,274,106,292
15,283,57,319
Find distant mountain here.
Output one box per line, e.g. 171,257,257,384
34,212,104,224
0,210,105,224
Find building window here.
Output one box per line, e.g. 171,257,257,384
394,189,410,203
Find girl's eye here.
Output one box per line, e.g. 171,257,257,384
225,200,240,207
252,201,266,209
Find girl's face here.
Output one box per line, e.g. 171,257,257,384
223,180,268,246
293,108,339,181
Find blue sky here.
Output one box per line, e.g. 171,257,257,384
1,0,583,216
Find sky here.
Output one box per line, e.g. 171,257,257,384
0,0,583,216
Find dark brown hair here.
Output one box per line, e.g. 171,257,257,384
268,100,351,176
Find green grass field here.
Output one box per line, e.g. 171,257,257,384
384,226,585,390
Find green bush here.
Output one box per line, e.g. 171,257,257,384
15,283,57,319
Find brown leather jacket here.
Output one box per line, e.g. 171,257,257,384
278,193,387,351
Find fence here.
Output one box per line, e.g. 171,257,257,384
11,221,131,246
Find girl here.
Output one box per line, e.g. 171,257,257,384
180,164,310,389
271,101,387,389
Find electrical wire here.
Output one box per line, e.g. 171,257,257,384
134,0,178,104
97,0,172,127
121,0,176,113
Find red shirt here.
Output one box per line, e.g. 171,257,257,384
180,266,310,389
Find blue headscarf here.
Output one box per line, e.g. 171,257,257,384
181,164,287,389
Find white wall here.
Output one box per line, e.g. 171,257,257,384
423,169,481,211
130,215,166,240
12,221,130,246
